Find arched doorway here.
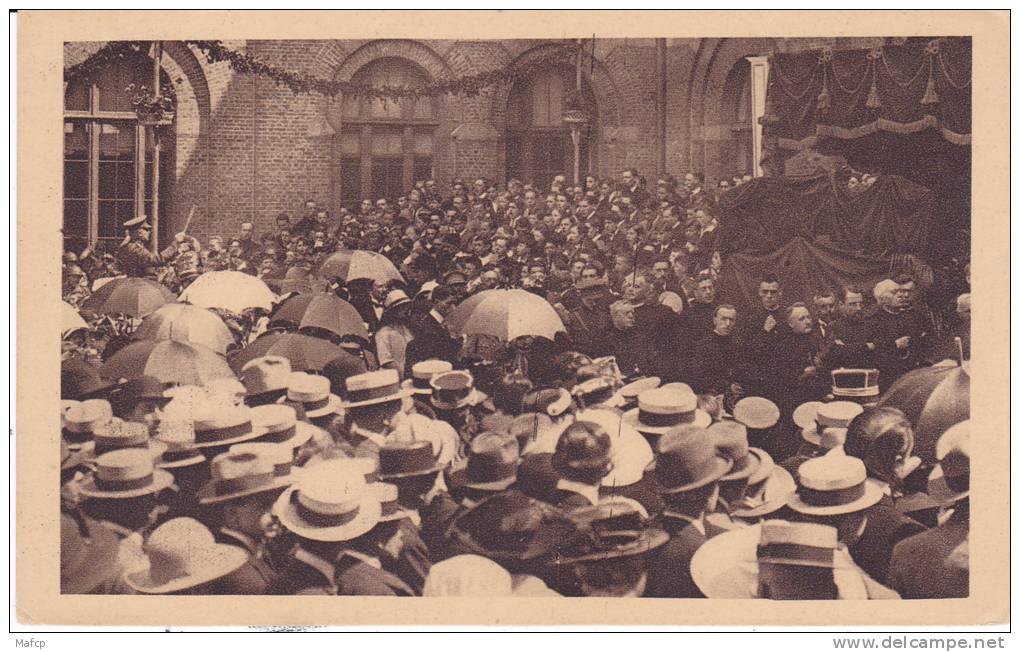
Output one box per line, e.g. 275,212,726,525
505,67,596,191
338,57,438,205
720,57,755,180
63,54,175,251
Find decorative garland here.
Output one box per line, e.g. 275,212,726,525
66,39,584,101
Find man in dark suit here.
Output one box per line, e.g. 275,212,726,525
823,284,876,370
688,304,749,397
622,272,683,380
682,273,719,344
740,276,786,393
866,276,932,389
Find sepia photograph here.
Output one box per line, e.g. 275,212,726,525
13,9,1010,631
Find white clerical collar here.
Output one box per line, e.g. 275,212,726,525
555,478,601,506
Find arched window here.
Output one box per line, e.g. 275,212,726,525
506,67,596,191
339,58,437,204
721,58,755,179
63,54,175,250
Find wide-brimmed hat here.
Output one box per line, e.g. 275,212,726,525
520,388,572,418
556,497,668,564
710,420,761,483
192,401,267,449
653,425,733,494
383,289,412,310
377,437,446,480
551,420,613,479
84,418,168,460
571,376,619,409
124,517,249,594
340,369,412,409
62,358,118,400
430,370,487,410
798,401,864,447
616,376,661,409
371,481,415,523
251,404,316,451
78,448,176,500
568,408,654,489
154,418,206,469
62,399,113,448
928,420,969,506
197,445,296,505
272,461,382,542
109,375,169,409
787,452,884,516
402,359,453,395
690,521,869,599
447,432,520,492
283,372,342,418
204,377,248,406
61,510,120,594
239,355,292,402
731,461,796,520
623,387,711,436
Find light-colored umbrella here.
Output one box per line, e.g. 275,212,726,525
877,363,969,465
81,277,175,318
268,293,370,342
229,332,346,374
179,271,277,314
318,250,403,285
133,303,235,355
446,289,566,341
62,301,89,339
100,340,235,386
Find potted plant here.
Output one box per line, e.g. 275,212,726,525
126,83,176,127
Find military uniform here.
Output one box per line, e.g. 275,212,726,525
116,238,177,278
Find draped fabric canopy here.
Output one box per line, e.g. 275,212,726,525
762,37,971,153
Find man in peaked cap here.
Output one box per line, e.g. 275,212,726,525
115,215,186,278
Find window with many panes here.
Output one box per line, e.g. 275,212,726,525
63,55,174,251
339,58,436,205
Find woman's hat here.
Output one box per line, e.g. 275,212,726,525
690,521,869,599
787,453,884,516
623,387,711,436
62,399,113,447
197,446,296,505
62,357,117,400
403,359,453,395
430,370,487,411
251,404,315,451
192,401,267,449
124,517,249,594
78,448,176,500
797,401,864,447
272,461,382,542
447,432,520,492
709,420,761,483
653,425,733,494
239,355,292,401
283,372,342,418
86,418,168,460
928,420,969,506
377,436,446,480
340,369,412,409
555,497,669,564
520,388,572,418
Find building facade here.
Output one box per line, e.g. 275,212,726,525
64,37,886,248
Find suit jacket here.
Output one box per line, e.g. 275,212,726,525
850,494,928,584
116,239,176,278
645,513,707,598
865,307,932,388
887,507,968,599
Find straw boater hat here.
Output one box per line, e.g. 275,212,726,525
239,355,293,404
339,369,412,409
796,401,864,447
205,377,248,406
272,460,382,542
623,386,711,436
84,418,168,460
690,520,869,599
154,419,206,470
62,399,113,448
197,446,297,506
124,517,249,594
402,359,454,395
192,401,268,449
430,370,487,411
927,420,969,506
447,432,521,492
371,481,416,523
787,453,884,516
653,425,733,494
615,376,661,410
78,448,176,500
732,396,781,441
251,404,317,452
282,372,342,418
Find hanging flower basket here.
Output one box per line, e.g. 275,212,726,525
127,83,176,127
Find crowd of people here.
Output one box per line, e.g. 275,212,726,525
60,167,971,599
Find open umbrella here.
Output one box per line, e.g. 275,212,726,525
268,293,369,342
179,271,277,314
81,277,175,318
318,250,403,285
133,303,235,355
229,332,345,374
100,340,235,387
62,301,89,339
263,266,330,296
446,289,566,341
877,363,969,464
